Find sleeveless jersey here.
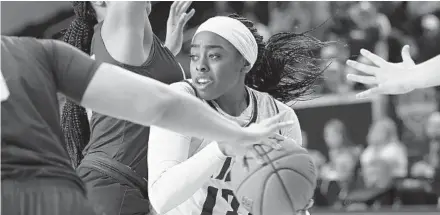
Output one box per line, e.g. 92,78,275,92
160,81,299,215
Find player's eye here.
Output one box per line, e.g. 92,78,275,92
208,54,220,60
189,54,199,61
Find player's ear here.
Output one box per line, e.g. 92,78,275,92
241,59,252,74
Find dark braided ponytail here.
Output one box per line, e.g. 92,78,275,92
228,13,330,103
61,1,97,168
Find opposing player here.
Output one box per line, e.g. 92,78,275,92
148,14,325,215
1,36,290,215
346,45,440,98
60,2,194,214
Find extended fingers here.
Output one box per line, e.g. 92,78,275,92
346,74,378,85
346,60,378,75
185,8,195,23
360,49,388,67
177,1,192,15
169,1,179,16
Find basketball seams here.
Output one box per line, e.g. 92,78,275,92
236,151,310,189
236,151,316,214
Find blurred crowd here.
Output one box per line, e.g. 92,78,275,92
295,2,440,210
306,115,439,210
176,1,440,95
181,1,440,210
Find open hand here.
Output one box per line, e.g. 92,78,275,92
240,110,294,144
346,45,417,99
165,1,195,56
218,111,294,162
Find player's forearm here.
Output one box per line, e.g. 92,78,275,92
82,63,246,142
413,55,440,90
149,142,226,214
154,94,248,142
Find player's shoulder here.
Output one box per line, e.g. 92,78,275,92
249,87,297,117
170,79,197,96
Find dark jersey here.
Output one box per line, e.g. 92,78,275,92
1,36,100,192
83,22,185,178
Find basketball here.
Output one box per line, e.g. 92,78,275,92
235,144,317,215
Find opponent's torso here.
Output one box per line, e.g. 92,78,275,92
83,22,185,177
1,37,88,191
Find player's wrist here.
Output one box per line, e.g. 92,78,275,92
410,67,428,90
236,127,258,144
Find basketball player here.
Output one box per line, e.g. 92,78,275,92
346,45,440,98
1,36,291,215
148,14,325,215
60,2,193,215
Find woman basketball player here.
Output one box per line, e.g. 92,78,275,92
148,14,326,215
60,1,194,215
1,36,291,215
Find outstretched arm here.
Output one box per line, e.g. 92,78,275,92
48,39,292,145
346,45,440,99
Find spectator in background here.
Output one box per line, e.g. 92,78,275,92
395,112,440,206
363,159,394,191
344,159,396,210
342,1,393,93
361,118,408,180
319,44,354,94
327,118,405,210
319,119,362,207
302,130,329,207
213,2,236,16
411,112,440,178
241,1,271,41
416,14,440,63
302,130,326,172
320,151,359,208
347,2,390,60
322,119,362,167
267,2,300,35
425,113,440,202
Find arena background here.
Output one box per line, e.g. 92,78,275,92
2,1,440,213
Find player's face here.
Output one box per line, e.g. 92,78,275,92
190,32,245,100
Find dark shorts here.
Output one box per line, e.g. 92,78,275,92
77,166,151,215
1,178,102,215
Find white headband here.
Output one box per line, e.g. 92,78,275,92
193,16,258,67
